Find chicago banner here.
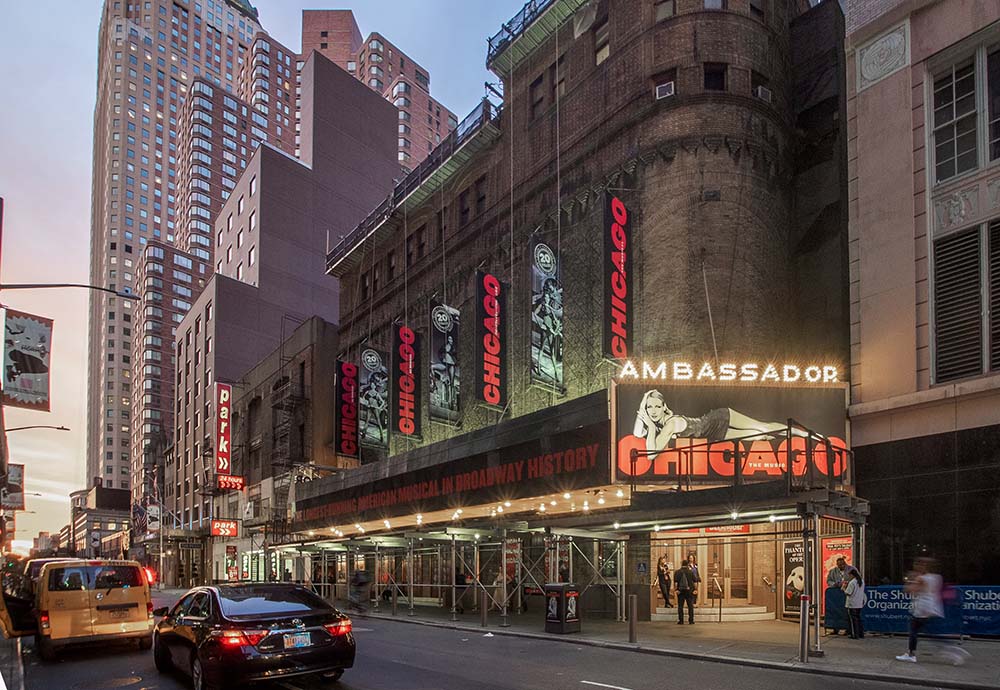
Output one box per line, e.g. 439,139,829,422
392,324,422,438
2,309,54,411
334,359,359,457
476,271,508,408
603,193,632,361
359,348,390,448
429,301,461,424
530,239,563,390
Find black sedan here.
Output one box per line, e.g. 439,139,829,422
152,583,355,690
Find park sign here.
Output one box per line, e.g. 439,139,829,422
210,519,238,537
215,382,232,474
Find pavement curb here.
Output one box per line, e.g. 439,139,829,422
355,612,1000,690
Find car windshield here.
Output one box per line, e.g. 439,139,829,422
47,565,143,591
218,585,332,618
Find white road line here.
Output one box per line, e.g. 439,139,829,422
580,681,634,690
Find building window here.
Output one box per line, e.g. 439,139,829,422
361,272,370,299
387,251,396,281
932,59,978,183
529,75,545,120
705,0,726,8
249,175,256,196
347,61,356,72
248,245,255,266
320,31,328,38
655,0,675,21
475,176,487,215
989,48,1000,161
459,190,471,226
320,42,328,50
594,20,609,66
549,56,565,102
749,0,765,20
932,223,994,383
704,63,727,91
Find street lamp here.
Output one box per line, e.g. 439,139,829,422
0,283,133,299
6,425,70,432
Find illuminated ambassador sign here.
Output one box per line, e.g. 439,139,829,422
617,360,840,385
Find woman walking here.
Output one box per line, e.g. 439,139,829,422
656,557,673,608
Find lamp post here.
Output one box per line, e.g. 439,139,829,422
6,426,70,432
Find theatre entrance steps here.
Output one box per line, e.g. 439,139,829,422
651,604,773,623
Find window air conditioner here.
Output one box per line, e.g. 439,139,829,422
754,85,773,103
655,81,675,100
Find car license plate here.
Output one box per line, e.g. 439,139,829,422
283,632,310,649
110,609,129,619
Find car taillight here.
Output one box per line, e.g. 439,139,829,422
143,567,156,586
39,611,49,630
147,602,154,619
215,629,267,647
324,619,352,637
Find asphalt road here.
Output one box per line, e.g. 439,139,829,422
20,592,939,690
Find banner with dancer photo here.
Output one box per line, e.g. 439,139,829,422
475,271,508,408
529,240,564,390
392,324,422,439
429,302,461,424
3,309,54,411
358,348,389,448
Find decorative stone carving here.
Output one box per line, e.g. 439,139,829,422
988,177,1000,210
857,22,909,92
934,186,979,233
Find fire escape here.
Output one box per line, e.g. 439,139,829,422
269,373,308,543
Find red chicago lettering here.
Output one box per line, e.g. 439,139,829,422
608,197,629,358
339,364,358,454
397,326,416,435
481,274,503,405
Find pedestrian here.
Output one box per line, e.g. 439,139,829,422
896,557,943,663
686,553,701,607
453,565,467,614
558,560,570,583
826,557,850,635
844,569,866,639
283,568,292,582
674,560,697,624
656,556,674,608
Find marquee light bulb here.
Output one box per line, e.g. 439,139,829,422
730,511,739,521
613,522,621,530
504,501,511,507
597,497,606,505
497,506,504,513
616,489,624,498
539,503,546,512
563,493,571,500
550,500,557,506
769,515,777,522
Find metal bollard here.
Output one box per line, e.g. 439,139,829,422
481,590,488,627
628,594,638,643
392,587,398,616
799,594,810,663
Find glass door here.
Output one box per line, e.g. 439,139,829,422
727,538,749,602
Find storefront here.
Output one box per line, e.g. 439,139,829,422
288,361,867,624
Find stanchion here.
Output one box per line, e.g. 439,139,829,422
392,587,398,617
628,594,638,643
799,594,810,663
481,590,488,628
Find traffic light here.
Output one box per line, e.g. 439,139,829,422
178,561,186,583
191,561,199,583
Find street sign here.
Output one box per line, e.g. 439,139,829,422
210,519,238,537
1,464,24,510
147,505,160,532
2,309,54,411
179,541,202,550
216,474,245,491
215,383,232,475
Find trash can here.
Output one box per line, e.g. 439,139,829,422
544,583,581,634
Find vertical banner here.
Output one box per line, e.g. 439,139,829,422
1,463,24,511
335,360,359,457
429,302,461,424
476,271,507,407
530,240,563,390
603,193,632,360
359,348,389,447
215,382,232,475
782,540,805,617
147,505,161,533
2,309,54,411
392,324,422,438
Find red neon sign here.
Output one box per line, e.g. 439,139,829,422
216,474,245,491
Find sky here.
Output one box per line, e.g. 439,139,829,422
0,0,523,544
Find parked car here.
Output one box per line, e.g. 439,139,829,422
34,559,154,660
153,583,354,690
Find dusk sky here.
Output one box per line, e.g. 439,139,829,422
0,0,523,547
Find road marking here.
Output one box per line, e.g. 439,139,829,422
581,682,634,690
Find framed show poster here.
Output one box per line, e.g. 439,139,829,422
782,540,805,617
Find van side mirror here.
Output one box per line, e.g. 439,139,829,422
152,607,169,617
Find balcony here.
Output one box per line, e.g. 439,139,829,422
487,0,589,76
326,98,502,278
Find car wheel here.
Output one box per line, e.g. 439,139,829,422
36,635,56,662
322,669,344,684
138,635,152,651
152,633,172,673
191,654,221,690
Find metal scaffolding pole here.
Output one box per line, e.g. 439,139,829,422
501,529,509,627
450,535,457,621
812,514,824,656
408,538,415,616
374,542,381,610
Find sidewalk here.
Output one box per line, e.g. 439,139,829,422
347,600,1000,690
0,636,24,690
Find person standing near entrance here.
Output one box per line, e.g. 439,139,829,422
656,557,673,608
674,560,697,624
687,553,701,606
896,557,943,663
844,569,866,639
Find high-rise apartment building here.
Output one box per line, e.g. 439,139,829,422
87,0,264,493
